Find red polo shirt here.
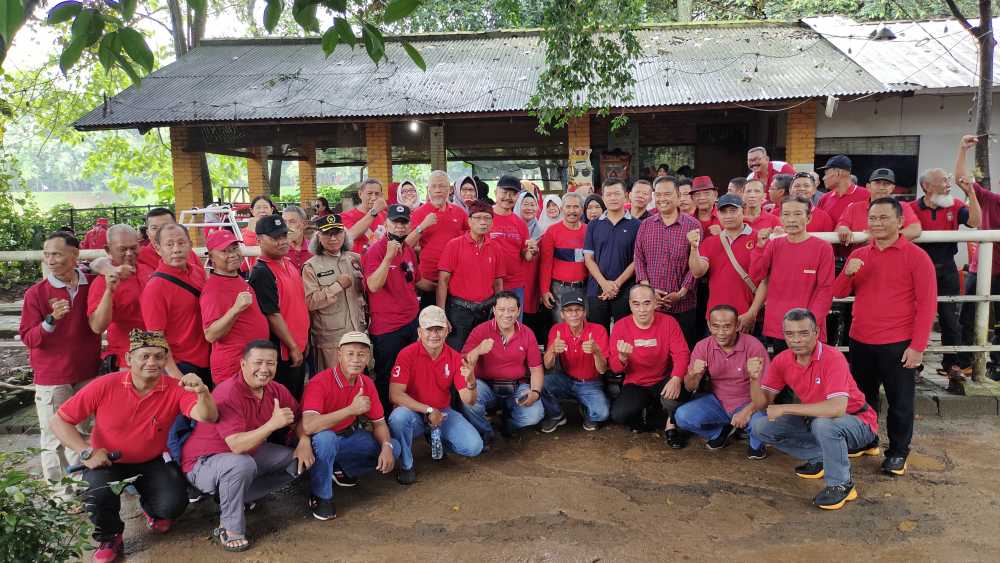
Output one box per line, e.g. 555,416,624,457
180,375,299,472
547,322,609,381
410,202,469,281
58,371,198,464
438,234,506,302
609,313,689,388
390,342,467,410
837,199,920,232
817,184,870,223
286,238,313,272
698,226,757,316
489,212,531,289
301,367,384,432
87,273,145,368
750,236,834,341
462,320,542,381
362,237,421,336
832,236,937,351
136,244,201,285
805,207,836,233
761,343,878,434
342,208,386,255
141,262,210,367
200,273,270,383
748,160,796,188
695,208,720,234
249,256,309,361
745,212,781,232
538,221,588,289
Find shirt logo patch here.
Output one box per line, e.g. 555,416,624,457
803,269,816,275
392,366,401,378
444,364,451,378
635,338,658,347
815,377,821,385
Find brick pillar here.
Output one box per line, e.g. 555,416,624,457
785,100,818,170
365,122,392,188
299,141,317,206
567,115,591,151
430,125,446,171
170,127,206,243
248,147,269,197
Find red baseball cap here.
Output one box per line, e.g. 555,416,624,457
206,229,239,251
690,176,716,192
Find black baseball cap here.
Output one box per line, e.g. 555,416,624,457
387,204,411,222
817,155,852,172
560,295,586,309
497,175,522,192
313,214,344,232
255,214,288,237
717,193,744,209
868,168,896,184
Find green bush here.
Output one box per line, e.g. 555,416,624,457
1,150,49,287
0,450,93,562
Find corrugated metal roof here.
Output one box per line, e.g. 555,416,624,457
804,16,1000,90
74,22,900,131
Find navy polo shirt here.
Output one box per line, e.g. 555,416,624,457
583,211,641,297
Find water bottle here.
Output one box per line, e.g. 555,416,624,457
430,426,444,460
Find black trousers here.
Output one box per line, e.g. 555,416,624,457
372,318,419,414
849,339,915,457
935,261,962,370
694,279,709,341
764,337,788,358
84,457,188,541
586,283,634,332
445,298,493,352
277,359,306,401
667,308,698,350
610,379,692,430
177,362,213,391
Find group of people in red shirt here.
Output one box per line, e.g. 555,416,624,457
21,137,993,560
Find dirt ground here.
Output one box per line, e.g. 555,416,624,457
62,413,993,563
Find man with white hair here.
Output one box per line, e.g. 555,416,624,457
909,167,981,377
88,224,144,374
408,170,468,309
539,191,588,323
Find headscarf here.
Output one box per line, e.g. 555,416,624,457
452,174,477,214
513,191,544,240
397,179,422,209
537,194,563,233
582,194,607,224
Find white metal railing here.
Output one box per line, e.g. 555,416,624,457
3,229,1000,381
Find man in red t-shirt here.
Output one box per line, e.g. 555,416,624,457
539,192,588,323
133,207,203,285
387,306,482,484
437,200,506,350
140,223,212,385
749,308,879,511
407,170,468,308
789,173,835,232
817,155,870,225
50,330,217,560
690,176,721,235
490,175,537,312
248,214,311,399
363,204,422,412
539,296,610,433
302,332,400,521
833,198,937,477
342,178,388,255
88,224,144,373
182,340,314,551
461,291,545,443
201,230,270,384
746,146,795,190
609,285,691,447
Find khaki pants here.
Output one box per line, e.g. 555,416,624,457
34,380,92,483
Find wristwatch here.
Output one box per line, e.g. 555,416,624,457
424,406,435,415
44,314,56,325
382,441,394,450
369,208,379,217
80,447,93,461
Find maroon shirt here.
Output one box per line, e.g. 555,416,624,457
21,271,101,386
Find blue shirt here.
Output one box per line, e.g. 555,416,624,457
583,211,640,297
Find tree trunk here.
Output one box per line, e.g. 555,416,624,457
269,145,283,197
974,1,994,186
192,5,208,49
166,0,188,56
0,0,42,69
200,154,214,204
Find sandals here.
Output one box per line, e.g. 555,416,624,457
213,528,251,552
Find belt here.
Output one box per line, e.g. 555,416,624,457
552,279,586,288
485,378,529,392
336,423,358,438
450,296,492,310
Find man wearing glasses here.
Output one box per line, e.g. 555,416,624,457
363,204,422,414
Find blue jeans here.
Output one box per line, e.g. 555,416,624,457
752,414,877,487
309,430,400,501
461,379,544,437
540,372,609,422
388,407,483,470
674,393,765,449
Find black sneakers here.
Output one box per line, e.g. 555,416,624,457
813,481,858,510
848,440,881,458
795,461,825,479
881,455,907,476
396,467,417,485
705,424,738,450
309,496,337,520
664,428,688,449
332,470,358,487
540,414,567,434
582,419,599,432
746,444,767,460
